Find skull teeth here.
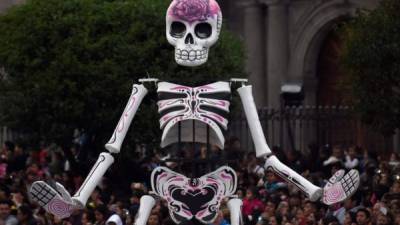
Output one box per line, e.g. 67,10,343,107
175,49,208,61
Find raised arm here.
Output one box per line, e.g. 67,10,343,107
29,84,148,219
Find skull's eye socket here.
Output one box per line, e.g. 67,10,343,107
170,22,186,38
195,23,212,39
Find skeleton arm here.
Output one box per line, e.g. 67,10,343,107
105,84,148,154
73,84,148,206
237,84,359,204
227,198,243,225
134,195,156,225
29,84,148,219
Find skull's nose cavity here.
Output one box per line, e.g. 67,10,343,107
185,33,194,44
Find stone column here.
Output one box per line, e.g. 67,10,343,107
238,0,266,106
303,76,318,106
261,0,289,108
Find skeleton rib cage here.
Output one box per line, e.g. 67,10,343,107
157,81,231,149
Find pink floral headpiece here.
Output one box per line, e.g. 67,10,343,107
168,0,221,23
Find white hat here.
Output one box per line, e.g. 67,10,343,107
106,214,123,225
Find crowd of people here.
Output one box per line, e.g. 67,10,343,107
0,138,399,225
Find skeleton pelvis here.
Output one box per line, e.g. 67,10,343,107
151,166,237,224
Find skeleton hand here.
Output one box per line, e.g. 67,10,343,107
30,181,81,219
321,169,359,205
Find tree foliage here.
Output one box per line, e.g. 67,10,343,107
340,0,400,136
0,0,246,149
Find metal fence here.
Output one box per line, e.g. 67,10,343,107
1,105,392,153
227,105,391,153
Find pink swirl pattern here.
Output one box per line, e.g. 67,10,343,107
117,96,136,133
323,182,345,205
47,198,72,218
168,0,220,23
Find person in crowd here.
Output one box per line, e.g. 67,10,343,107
247,153,265,178
389,152,400,169
93,205,109,225
390,180,400,194
323,146,344,167
81,211,95,225
262,200,277,219
293,208,305,225
146,213,160,225
376,212,393,225
345,146,359,170
359,161,375,191
276,201,291,224
2,138,400,225
298,201,317,225
88,189,105,209
267,216,279,225
0,200,17,225
108,201,129,224
243,187,265,223
263,170,287,195
359,150,377,172
10,191,26,208
355,208,371,225
374,170,392,200
372,202,388,223
17,205,37,225
333,195,361,224
343,211,357,225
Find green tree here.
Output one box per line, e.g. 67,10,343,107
340,0,400,136
0,0,246,151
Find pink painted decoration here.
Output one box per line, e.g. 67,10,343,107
168,0,220,23
151,166,237,224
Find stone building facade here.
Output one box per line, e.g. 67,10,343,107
220,0,380,108
219,0,391,152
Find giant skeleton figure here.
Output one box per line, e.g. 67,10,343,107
29,0,360,224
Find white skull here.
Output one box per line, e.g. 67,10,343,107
166,0,222,67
